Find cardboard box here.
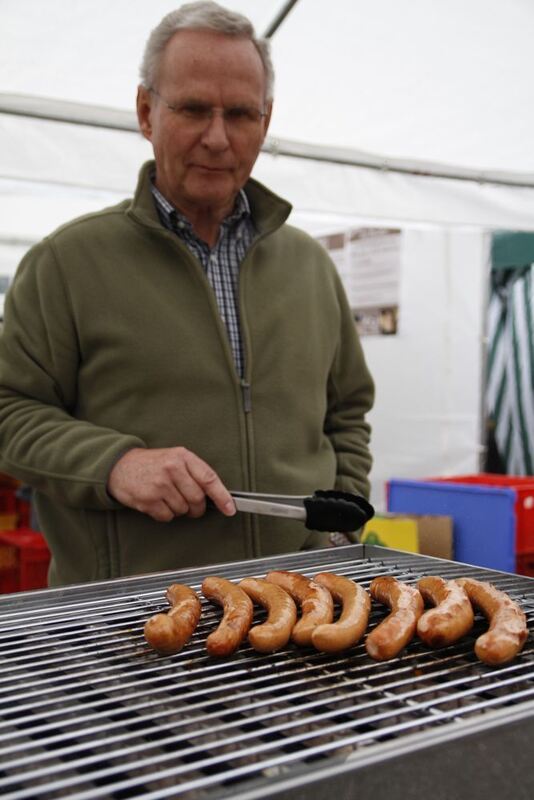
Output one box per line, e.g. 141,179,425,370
362,513,453,560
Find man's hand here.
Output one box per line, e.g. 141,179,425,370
107,447,236,522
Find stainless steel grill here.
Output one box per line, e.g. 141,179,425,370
0,544,533,800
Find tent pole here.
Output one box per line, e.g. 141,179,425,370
2,93,534,189
263,0,300,38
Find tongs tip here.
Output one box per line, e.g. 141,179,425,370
304,489,374,533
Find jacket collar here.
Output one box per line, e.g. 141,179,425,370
128,160,292,237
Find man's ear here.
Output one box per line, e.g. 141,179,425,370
136,85,153,141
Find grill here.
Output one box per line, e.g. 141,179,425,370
0,544,533,800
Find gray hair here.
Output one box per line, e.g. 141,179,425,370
139,1,274,102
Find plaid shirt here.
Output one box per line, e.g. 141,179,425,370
151,181,255,377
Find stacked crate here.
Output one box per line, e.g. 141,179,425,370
388,473,534,575
432,475,534,576
0,474,50,592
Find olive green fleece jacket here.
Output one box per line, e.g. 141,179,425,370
0,161,374,586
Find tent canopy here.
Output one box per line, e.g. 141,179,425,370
2,0,534,243
3,0,534,173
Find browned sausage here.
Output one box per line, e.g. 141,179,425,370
144,583,201,655
416,576,474,648
366,576,424,660
311,572,371,652
238,577,297,653
265,570,334,647
202,576,254,657
456,577,528,665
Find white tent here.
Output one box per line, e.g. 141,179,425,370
1,0,533,508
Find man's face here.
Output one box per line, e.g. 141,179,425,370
137,29,271,219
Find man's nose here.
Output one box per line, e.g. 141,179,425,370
200,109,230,149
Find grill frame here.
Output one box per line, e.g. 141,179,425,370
0,544,532,800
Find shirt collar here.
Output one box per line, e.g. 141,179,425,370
150,175,251,232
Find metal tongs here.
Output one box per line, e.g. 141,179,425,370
229,489,374,532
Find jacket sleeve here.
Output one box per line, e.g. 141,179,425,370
324,269,374,500
0,240,145,509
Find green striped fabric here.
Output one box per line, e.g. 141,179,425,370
486,259,533,475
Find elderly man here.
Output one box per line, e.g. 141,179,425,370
0,1,374,586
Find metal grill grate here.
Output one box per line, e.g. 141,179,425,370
0,545,532,800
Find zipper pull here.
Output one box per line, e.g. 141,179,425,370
241,380,252,413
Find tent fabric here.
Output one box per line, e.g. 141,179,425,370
3,0,534,174
491,232,534,271
486,260,534,475
487,231,534,476
3,0,534,239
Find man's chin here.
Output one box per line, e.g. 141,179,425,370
185,179,237,208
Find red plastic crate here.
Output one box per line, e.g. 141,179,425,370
516,552,534,578
430,474,534,555
0,528,50,593
0,487,17,515
0,472,21,490
15,497,31,528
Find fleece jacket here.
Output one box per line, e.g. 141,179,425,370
0,161,374,585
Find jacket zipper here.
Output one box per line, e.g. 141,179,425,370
241,379,252,413
157,225,274,554
237,240,269,556
161,231,256,495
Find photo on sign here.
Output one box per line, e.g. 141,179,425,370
317,228,402,337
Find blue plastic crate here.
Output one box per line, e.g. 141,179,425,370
387,479,516,573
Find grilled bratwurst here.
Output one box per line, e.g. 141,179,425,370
144,583,201,655
239,577,297,653
265,570,334,647
366,576,424,660
311,572,371,653
417,576,474,648
202,576,254,657
455,577,528,665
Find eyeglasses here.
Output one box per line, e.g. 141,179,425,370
148,88,267,131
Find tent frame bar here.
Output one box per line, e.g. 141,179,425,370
263,0,300,38
2,92,534,189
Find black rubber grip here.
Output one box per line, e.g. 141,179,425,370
303,490,374,532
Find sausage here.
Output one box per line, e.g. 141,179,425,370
455,577,528,665
202,576,254,657
416,576,474,648
144,583,201,655
265,570,334,647
238,577,297,653
365,576,424,660
311,572,371,652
